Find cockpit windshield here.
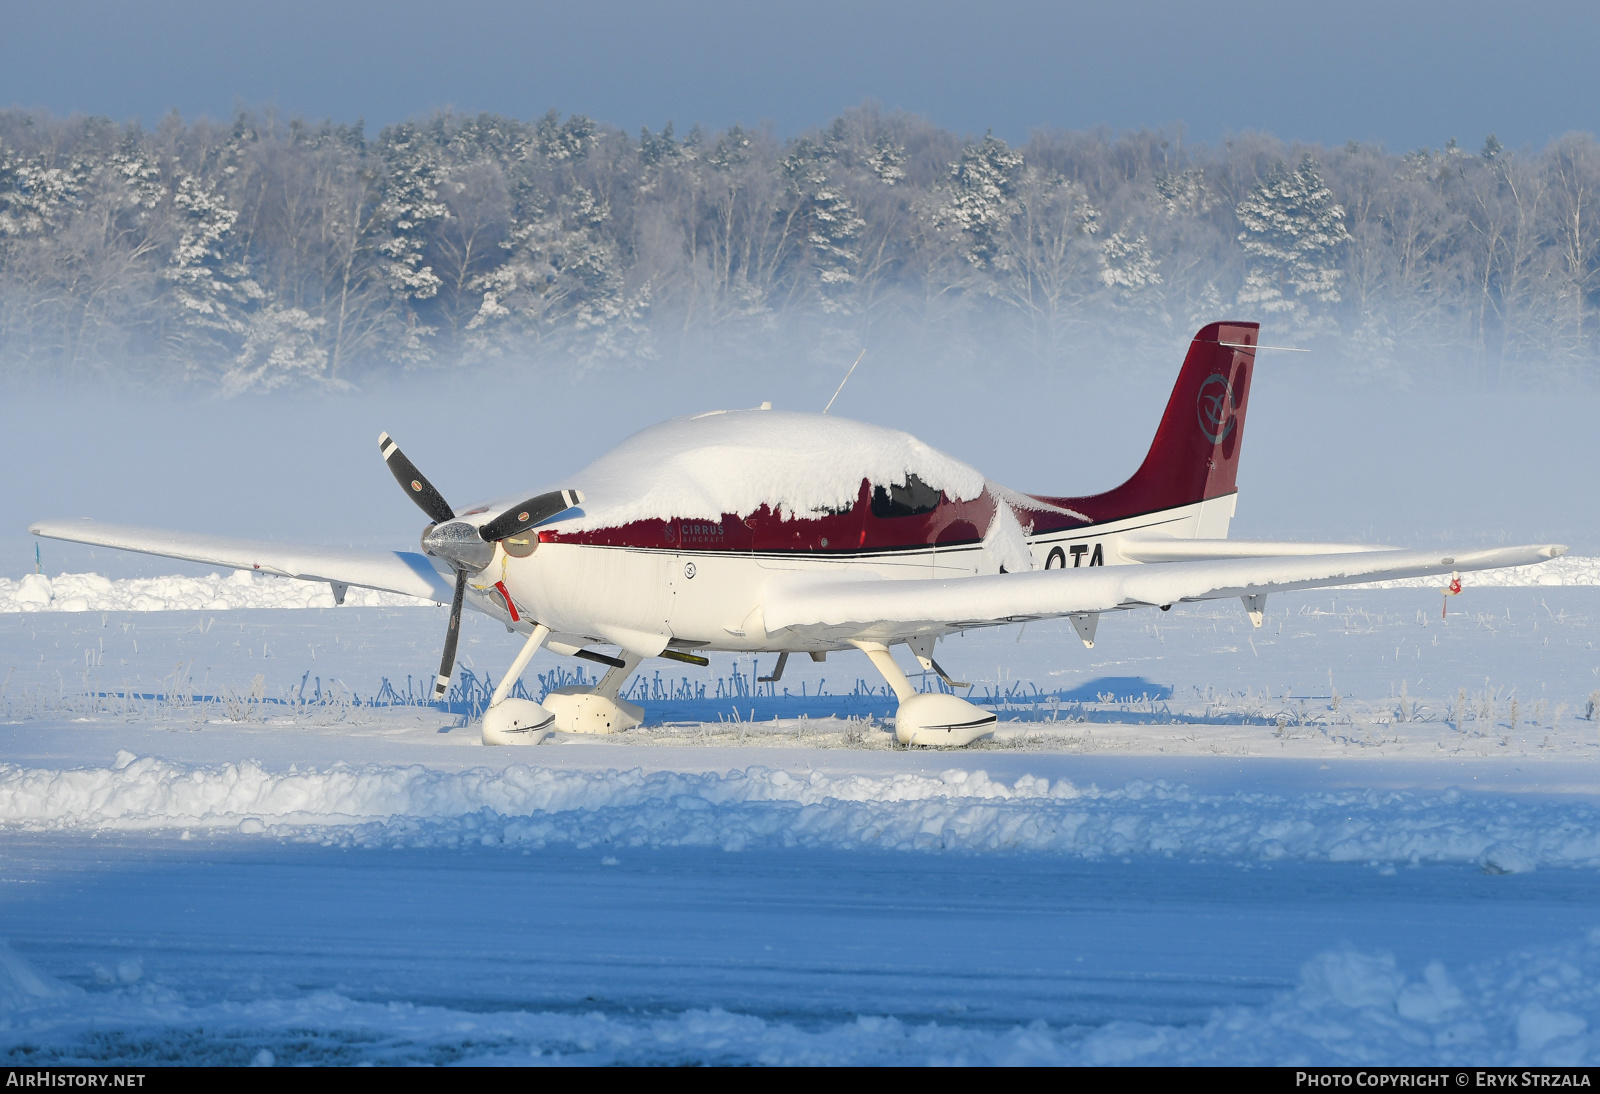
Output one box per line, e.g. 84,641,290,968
870,473,942,518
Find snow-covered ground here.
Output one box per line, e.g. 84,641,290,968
3,576,1600,1064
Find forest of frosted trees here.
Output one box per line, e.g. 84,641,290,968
2,103,1597,391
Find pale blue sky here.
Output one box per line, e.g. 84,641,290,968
1,0,1595,151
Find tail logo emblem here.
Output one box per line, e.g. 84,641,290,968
1196,373,1237,444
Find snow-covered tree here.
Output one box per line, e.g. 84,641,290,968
222,305,333,394
638,121,684,173
992,167,1103,350
1099,232,1161,291
708,125,752,172
868,135,906,186
414,114,524,343
782,138,864,308
1236,155,1351,327
376,123,446,309
468,183,650,361
7,104,1600,386
163,169,259,374
535,111,596,164
0,145,84,239
938,133,1024,269
1153,168,1211,216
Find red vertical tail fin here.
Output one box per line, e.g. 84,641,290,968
1041,321,1258,522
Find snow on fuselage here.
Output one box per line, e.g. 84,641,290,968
457,409,1236,653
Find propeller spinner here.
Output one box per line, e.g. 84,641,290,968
378,432,582,700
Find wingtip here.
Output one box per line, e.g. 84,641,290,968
1547,545,1570,559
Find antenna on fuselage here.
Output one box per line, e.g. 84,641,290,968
822,349,866,415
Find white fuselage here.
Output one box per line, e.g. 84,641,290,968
466,494,1236,655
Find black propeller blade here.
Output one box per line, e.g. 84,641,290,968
379,432,455,525
378,430,583,704
479,489,584,543
433,569,468,700
381,431,464,701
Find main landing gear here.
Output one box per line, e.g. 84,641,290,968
480,624,645,745
481,631,992,748
851,640,997,747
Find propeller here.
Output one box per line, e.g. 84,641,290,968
378,432,454,525
378,431,583,700
480,489,584,543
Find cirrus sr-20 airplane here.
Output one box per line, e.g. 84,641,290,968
31,322,1566,747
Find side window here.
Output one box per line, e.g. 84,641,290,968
870,473,942,518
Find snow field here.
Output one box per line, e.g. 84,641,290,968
1,752,1594,873
1,586,1597,1066
2,919,1599,1064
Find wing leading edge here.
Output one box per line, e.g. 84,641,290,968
760,544,1566,644
29,519,455,604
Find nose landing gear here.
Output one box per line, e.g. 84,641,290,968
481,623,556,745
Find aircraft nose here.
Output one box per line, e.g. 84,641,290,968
422,519,494,572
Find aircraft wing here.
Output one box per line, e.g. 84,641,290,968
1116,536,1395,562
29,519,454,604
760,544,1566,644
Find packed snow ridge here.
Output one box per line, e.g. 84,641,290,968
3,553,1596,613
1,755,1593,873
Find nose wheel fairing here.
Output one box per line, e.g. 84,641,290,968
538,650,646,735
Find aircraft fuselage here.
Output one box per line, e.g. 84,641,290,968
465,482,1237,656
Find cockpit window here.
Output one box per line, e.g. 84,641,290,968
870,473,942,518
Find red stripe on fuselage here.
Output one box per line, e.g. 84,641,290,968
537,480,999,553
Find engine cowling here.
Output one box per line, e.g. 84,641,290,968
481,698,555,745
893,692,997,747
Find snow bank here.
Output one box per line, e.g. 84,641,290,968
5,754,1599,872
0,571,432,612
4,927,1599,1063
1063,931,1600,1066
0,940,77,1014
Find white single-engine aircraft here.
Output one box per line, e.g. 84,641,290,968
32,321,1565,746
